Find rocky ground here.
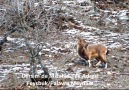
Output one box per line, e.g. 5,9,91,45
0,0,129,89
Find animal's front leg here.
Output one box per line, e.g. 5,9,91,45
105,63,107,68
96,60,101,67
88,60,91,67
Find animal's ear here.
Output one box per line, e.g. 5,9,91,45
77,35,83,41
76,36,81,43
76,34,81,40
77,36,81,40
76,36,86,43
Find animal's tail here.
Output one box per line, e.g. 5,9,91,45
106,49,110,55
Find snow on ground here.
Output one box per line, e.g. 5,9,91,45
0,0,129,89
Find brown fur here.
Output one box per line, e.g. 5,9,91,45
77,37,108,68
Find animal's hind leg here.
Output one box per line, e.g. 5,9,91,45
95,57,101,67
96,60,101,67
88,60,91,67
105,63,107,68
100,54,107,68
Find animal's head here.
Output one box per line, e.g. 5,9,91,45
77,37,87,46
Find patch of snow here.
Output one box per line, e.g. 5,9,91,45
112,11,118,14
77,0,92,4
66,63,74,66
65,43,71,48
106,32,119,37
21,63,30,66
80,23,86,28
43,0,48,4
3,69,11,74
37,70,44,74
96,68,102,72
104,10,111,13
7,37,15,41
48,65,58,70
12,67,22,72
42,48,50,51
18,43,26,48
42,45,46,48
48,55,52,57
23,67,30,71
64,29,80,35
29,41,35,45
0,37,2,40
80,32,92,36
107,71,112,75
118,10,129,20
5,49,14,52
0,9,6,11
6,37,26,49
39,52,42,55
107,83,111,86
34,3,39,7
85,26,99,31
109,42,122,49
75,68,86,75
52,47,61,51
51,50,58,53
63,1,76,5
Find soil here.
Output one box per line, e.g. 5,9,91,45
0,0,129,89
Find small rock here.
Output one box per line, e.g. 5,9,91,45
126,46,129,50
66,63,74,66
123,63,127,67
111,55,117,60
120,48,127,51
96,68,102,72
107,83,111,86
114,64,118,68
66,67,73,72
80,70,89,75
107,71,112,75
58,48,70,53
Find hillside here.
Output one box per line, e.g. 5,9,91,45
0,0,129,89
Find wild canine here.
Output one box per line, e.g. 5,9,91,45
77,37,108,68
